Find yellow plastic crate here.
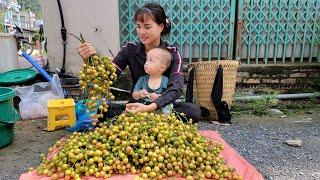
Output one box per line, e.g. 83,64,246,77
47,98,76,131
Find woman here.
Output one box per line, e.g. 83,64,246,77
78,3,201,122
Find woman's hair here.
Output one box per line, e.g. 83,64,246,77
134,3,171,37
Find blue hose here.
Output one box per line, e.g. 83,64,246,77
22,52,52,82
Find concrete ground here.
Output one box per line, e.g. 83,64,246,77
0,100,319,180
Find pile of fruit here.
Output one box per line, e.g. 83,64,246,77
35,112,242,180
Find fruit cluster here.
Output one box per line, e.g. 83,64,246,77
68,33,117,124
78,54,117,124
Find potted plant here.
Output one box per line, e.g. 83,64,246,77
32,32,41,49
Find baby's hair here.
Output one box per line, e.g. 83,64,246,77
152,46,172,70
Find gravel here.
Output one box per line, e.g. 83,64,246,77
0,119,70,180
198,112,320,180
0,106,319,180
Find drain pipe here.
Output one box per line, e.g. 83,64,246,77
56,0,67,74
234,93,320,102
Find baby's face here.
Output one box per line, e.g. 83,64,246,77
144,50,165,75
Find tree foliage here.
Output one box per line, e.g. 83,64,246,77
0,10,5,32
17,0,42,18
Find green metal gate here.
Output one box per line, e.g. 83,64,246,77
119,0,320,64
119,0,236,64
237,0,320,64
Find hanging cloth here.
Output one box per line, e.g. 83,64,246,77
211,65,231,123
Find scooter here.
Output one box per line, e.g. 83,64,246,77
13,25,33,56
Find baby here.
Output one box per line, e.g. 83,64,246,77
132,46,172,114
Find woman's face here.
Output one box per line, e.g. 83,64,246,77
136,17,164,46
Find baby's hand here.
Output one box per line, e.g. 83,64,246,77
139,89,149,99
150,93,160,101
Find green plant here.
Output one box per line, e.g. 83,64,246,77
32,32,41,43
265,92,279,107
249,93,278,116
0,24,4,32
251,98,269,116
309,92,320,104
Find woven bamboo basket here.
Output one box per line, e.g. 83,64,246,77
192,60,239,120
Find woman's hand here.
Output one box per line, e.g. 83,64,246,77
77,42,96,63
149,93,160,101
125,103,157,113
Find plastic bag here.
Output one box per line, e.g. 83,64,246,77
16,74,64,120
67,99,108,132
67,100,95,132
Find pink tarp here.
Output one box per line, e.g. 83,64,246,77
19,130,264,180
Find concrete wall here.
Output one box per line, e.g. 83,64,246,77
41,0,120,75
